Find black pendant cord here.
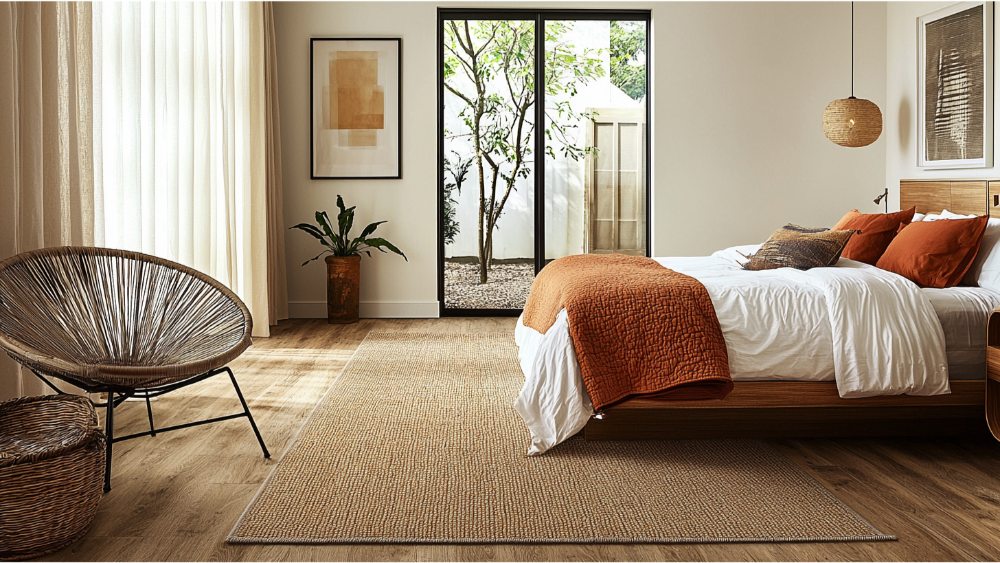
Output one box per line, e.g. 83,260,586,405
851,1,855,99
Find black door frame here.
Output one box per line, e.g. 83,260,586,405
437,8,652,317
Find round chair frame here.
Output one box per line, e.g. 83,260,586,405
0,247,270,492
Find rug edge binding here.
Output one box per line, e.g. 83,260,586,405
226,330,383,542
223,534,897,544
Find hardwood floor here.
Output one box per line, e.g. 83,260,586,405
39,318,1000,562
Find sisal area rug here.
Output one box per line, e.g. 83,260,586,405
228,332,893,544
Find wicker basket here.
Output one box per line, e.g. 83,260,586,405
0,395,106,561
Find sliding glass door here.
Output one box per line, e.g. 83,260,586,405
438,10,650,315
544,18,648,262
440,17,537,312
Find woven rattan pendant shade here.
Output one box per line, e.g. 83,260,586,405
825,2,882,148
823,97,882,147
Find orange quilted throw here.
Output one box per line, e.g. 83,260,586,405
522,254,733,410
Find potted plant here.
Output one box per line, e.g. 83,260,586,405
290,195,406,324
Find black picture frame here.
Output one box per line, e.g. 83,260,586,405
310,37,402,180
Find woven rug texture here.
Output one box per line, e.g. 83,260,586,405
228,331,892,544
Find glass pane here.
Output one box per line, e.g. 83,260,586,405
442,20,536,310
544,20,647,260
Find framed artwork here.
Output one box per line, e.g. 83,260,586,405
311,38,401,179
918,2,993,169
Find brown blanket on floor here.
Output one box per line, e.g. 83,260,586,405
522,254,733,410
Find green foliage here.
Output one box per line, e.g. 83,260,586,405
442,151,472,246
442,186,460,246
609,21,646,101
290,195,407,265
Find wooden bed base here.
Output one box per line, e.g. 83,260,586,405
584,380,988,440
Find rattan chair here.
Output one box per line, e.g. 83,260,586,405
0,247,269,492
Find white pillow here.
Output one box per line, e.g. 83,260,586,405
925,209,977,221
911,212,926,222
712,244,762,266
942,209,978,219
964,217,1000,289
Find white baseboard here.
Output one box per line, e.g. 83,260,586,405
287,300,439,319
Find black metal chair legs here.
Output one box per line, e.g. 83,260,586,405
104,396,114,493
224,367,270,459
33,368,269,493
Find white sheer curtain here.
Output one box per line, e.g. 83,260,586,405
91,1,271,336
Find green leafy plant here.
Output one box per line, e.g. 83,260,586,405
610,21,646,101
290,195,407,265
442,150,472,246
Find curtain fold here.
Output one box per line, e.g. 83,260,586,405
263,2,288,325
0,2,94,400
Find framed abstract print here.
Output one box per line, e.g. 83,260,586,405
918,2,993,169
311,38,401,179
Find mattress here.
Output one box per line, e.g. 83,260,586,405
924,285,1000,380
656,248,997,382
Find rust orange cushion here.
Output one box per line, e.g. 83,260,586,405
833,207,916,265
875,215,989,288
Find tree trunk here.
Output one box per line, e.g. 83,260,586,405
479,221,490,284
478,212,488,284
476,146,487,284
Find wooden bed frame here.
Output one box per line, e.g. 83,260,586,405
584,178,1000,441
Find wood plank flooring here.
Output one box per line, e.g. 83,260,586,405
39,318,1000,562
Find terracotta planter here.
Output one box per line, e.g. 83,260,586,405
325,255,361,324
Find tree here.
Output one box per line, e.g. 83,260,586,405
444,20,603,284
609,21,646,101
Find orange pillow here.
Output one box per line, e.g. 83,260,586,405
875,215,989,288
833,207,916,265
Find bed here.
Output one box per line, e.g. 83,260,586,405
514,179,1000,452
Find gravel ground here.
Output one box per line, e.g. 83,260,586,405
444,261,534,310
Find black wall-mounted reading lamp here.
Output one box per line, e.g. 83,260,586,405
873,188,888,213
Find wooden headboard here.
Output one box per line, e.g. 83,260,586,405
900,179,1000,217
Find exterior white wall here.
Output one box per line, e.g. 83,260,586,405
274,2,888,318
885,2,1000,197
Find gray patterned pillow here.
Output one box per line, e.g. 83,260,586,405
742,224,856,271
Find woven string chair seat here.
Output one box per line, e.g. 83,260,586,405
0,247,252,390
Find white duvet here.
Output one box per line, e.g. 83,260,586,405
513,246,951,455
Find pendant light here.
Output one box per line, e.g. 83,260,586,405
823,2,882,147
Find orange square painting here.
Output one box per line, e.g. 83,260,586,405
328,51,383,146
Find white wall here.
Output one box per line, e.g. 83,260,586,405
652,1,887,255
276,2,439,318
886,2,998,195
275,2,888,318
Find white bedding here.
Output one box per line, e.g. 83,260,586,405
513,246,951,455
922,285,1000,379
